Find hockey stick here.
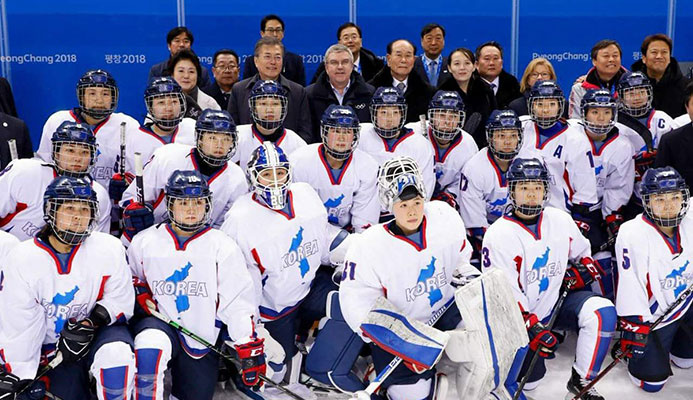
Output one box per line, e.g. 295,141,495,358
133,152,144,204
463,112,482,137
512,281,573,400
145,301,306,400
569,280,693,400
15,352,63,397
7,139,18,161
119,122,126,176
419,114,428,137
353,296,456,400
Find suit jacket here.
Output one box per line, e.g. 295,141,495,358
0,113,32,169
654,123,693,188
202,82,231,110
0,78,17,118
309,47,385,85
148,59,211,88
413,55,451,88
437,75,497,147
368,67,435,124
475,69,522,110
226,74,312,142
243,51,306,86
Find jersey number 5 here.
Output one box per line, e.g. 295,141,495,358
621,248,630,270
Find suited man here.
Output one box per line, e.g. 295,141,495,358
148,26,211,88
310,22,385,84
203,49,240,109
654,82,693,187
228,37,312,141
413,23,450,87
474,41,521,109
0,113,32,168
368,39,435,124
242,14,306,86
0,77,18,117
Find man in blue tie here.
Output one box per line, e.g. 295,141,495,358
413,23,450,87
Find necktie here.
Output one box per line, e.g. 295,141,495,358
490,82,497,94
396,82,406,93
429,60,438,86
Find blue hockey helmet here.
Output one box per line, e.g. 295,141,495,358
641,167,690,227
580,89,618,135
43,176,99,245
616,71,653,118
377,156,426,211
507,157,550,217
165,169,213,232
51,121,98,178
248,80,288,130
195,109,237,167
485,109,523,161
320,104,360,160
76,69,118,120
247,142,292,210
528,80,564,128
370,87,407,139
427,90,466,142
144,77,187,129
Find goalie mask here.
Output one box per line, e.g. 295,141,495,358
320,104,360,160
165,170,213,232
377,156,426,211
51,121,98,178
507,157,550,218
195,109,237,167
485,110,523,161
77,69,118,120
43,176,99,245
249,80,288,131
641,167,690,228
428,90,466,142
370,87,407,139
247,142,292,210
580,89,617,136
144,77,187,129
528,80,564,129
617,71,653,118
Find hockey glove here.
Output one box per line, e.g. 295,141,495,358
564,257,604,290
605,213,624,239
451,268,475,288
108,172,134,202
523,312,558,358
58,318,96,364
0,368,45,400
133,277,156,317
466,227,485,254
122,202,154,239
235,337,266,389
617,316,650,360
633,150,657,182
431,190,458,211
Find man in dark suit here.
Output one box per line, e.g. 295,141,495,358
368,39,435,124
474,41,521,109
654,82,693,187
242,14,306,86
0,112,32,168
412,23,450,87
310,22,385,84
203,49,240,109
148,26,211,87
0,77,18,117
228,37,312,141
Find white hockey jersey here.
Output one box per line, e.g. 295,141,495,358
232,124,307,171
220,183,332,322
482,207,591,321
120,143,248,229
457,148,511,229
521,120,598,211
37,109,140,189
0,232,133,379
290,144,379,233
128,223,257,356
671,113,690,129
120,118,196,174
0,230,19,263
0,159,111,241
616,110,674,155
358,123,436,199
615,215,693,328
340,201,477,337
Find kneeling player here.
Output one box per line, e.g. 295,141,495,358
339,156,480,400
0,176,135,399
129,170,266,400
482,158,616,400
615,167,693,392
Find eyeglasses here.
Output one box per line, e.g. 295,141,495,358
214,64,238,71
530,72,552,79
327,60,353,67
264,28,284,34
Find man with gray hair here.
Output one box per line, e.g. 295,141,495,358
227,36,312,141
306,44,374,142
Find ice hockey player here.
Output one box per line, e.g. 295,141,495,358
482,157,616,400
0,176,135,399
290,104,379,233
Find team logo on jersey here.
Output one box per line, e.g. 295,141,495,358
434,163,444,181
525,247,559,295
41,285,86,333
405,256,447,306
283,226,319,278
487,197,509,218
324,194,349,225
21,221,42,238
661,260,692,297
595,165,603,175
151,262,208,313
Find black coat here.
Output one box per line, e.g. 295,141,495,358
654,123,693,188
0,113,32,169
368,67,435,124
306,71,375,143
475,69,522,110
243,51,306,86
437,74,497,147
631,57,691,118
412,55,451,88
226,74,312,142
148,59,211,88
310,47,385,85
0,78,17,118
202,82,231,110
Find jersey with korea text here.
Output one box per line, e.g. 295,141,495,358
290,144,379,233
0,159,111,241
0,231,133,379
120,143,248,229
358,123,436,199
120,118,196,174
339,201,477,338
220,183,332,322
520,120,598,211
0,230,19,262
128,223,257,357
231,124,307,171
37,109,140,189
616,110,674,155
615,214,693,329
481,207,591,321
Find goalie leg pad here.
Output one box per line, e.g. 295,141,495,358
305,291,366,392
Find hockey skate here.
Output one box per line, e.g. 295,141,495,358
565,368,604,400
